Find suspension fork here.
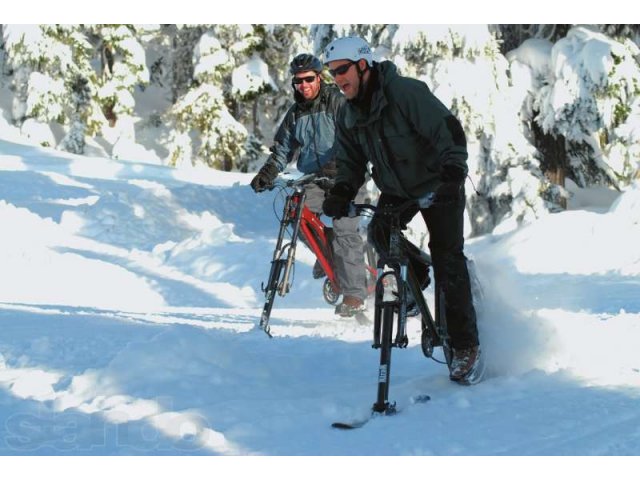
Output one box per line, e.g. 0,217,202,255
259,191,305,337
370,231,411,414
278,191,306,295
388,227,410,347
371,268,397,413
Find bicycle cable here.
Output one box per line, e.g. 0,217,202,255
271,185,287,223
430,355,448,365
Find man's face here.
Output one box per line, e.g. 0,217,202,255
327,60,359,100
293,70,321,100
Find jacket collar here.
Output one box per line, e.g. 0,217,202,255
342,62,394,128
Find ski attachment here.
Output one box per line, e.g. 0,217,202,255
331,394,430,430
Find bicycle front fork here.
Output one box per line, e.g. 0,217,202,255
259,241,300,331
372,267,409,414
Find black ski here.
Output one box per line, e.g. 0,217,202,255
331,394,431,430
331,418,371,430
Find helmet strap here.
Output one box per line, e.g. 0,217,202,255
354,61,369,104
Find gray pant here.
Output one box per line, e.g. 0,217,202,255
304,184,368,301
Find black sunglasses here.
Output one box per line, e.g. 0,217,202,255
292,75,317,85
328,61,355,78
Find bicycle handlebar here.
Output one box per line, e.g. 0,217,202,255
348,192,438,218
266,173,335,191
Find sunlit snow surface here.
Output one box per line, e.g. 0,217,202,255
1,139,639,455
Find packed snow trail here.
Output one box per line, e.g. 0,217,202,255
1,140,640,454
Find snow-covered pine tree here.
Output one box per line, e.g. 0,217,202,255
47,26,101,154
4,25,59,142
163,24,205,104
3,25,99,149
3,26,34,127
84,25,149,129
5,25,125,154
60,74,92,154
0,24,6,82
531,26,640,189
492,25,571,56
168,26,248,170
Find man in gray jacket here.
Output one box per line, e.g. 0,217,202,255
322,37,482,384
251,53,367,317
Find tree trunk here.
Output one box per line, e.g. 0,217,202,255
0,24,5,77
101,42,117,127
252,99,261,138
531,117,567,208
168,25,204,104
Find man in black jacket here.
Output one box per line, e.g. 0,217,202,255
322,37,483,384
251,53,367,317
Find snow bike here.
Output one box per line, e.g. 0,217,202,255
257,173,377,337
333,194,455,425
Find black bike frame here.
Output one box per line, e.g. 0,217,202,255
352,199,451,414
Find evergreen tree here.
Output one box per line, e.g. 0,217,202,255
2,24,149,153
3,23,640,213
167,25,309,171
60,75,92,154
168,26,249,170
492,25,571,55
526,26,640,189
164,24,205,104
84,24,149,128
3,25,97,148
47,25,102,152
4,25,53,127
0,24,6,83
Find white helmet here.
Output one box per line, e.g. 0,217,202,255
323,37,373,66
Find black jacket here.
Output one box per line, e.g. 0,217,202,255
334,61,468,198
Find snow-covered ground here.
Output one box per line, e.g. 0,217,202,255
1,136,640,463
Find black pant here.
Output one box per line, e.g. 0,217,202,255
368,190,479,350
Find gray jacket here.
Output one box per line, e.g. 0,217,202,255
266,83,345,175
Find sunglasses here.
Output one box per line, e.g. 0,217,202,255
328,61,355,78
292,75,317,85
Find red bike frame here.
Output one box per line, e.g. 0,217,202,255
297,197,339,289
259,174,376,336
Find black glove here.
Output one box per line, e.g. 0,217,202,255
440,164,467,183
250,162,279,192
437,164,466,199
319,159,337,179
322,183,356,219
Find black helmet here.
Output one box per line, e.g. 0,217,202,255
289,53,323,75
